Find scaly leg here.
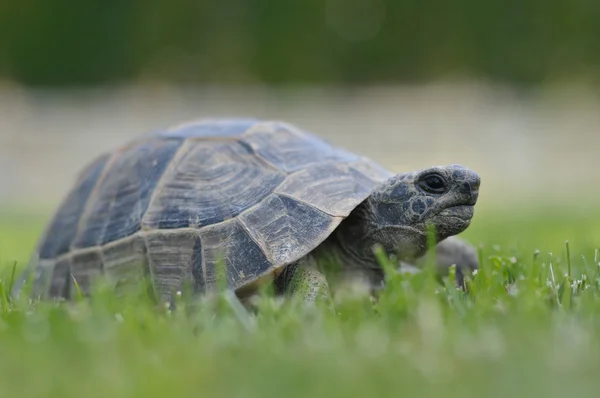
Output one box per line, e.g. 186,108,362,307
413,235,479,286
275,255,333,309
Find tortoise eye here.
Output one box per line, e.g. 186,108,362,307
419,173,447,194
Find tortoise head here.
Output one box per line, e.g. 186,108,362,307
364,164,480,261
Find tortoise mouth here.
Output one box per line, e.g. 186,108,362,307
437,204,474,220
431,205,475,236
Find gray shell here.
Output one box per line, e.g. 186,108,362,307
19,119,393,300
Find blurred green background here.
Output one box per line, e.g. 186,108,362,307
2,0,600,87
1,0,599,255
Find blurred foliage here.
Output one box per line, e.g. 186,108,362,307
1,0,600,86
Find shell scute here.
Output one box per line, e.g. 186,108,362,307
72,138,183,249
199,220,272,290
142,140,286,229
240,194,337,266
48,257,71,299
242,122,359,172
71,249,103,295
102,235,148,292
39,154,110,259
275,162,376,217
145,230,201,302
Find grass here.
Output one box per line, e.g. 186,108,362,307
1,203,600,398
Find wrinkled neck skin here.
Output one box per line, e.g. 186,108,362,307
313,205,385,291
321,199,422,273
316,199,432,293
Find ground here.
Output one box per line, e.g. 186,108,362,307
0,202,599,398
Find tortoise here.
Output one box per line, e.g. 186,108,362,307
15,118,480,305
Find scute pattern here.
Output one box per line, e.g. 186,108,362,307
102,235,148,291
145,230,201,301
21,118,398,300
242,122,359,172
142,140,286,229
49,257,71,298
199,220,272,290
72,138,183,249
39,154,110,259
275,162,379,217
349,158,394,182
240,194,338,265
71,249,103,295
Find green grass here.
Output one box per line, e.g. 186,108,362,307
1,204,600,398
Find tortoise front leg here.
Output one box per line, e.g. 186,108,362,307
413,236,479,286
275,255,333,309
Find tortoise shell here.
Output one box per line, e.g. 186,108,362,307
19,118,393,301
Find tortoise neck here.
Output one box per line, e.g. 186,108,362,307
326,200,384,272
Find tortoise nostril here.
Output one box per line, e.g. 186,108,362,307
460,181,474,195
